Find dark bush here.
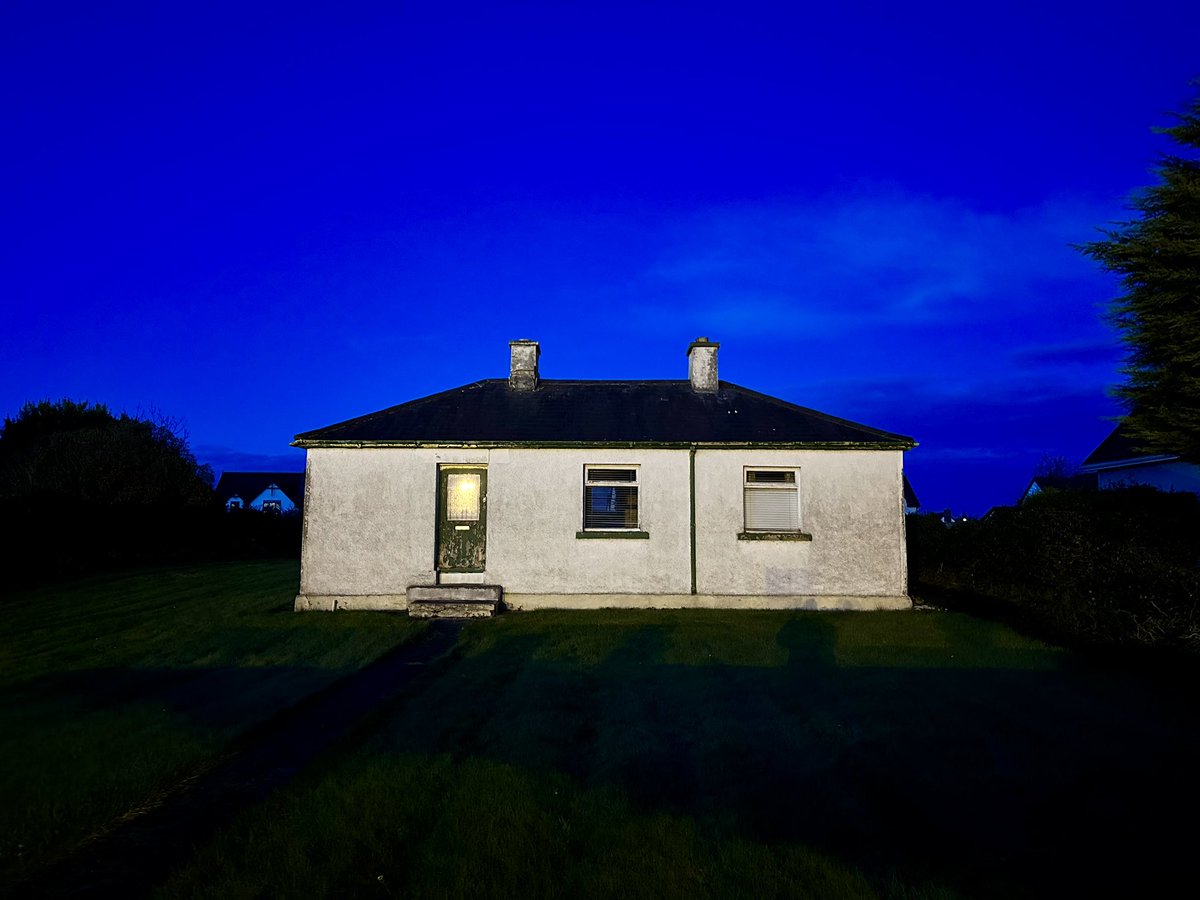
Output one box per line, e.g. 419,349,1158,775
0,500,301,595
908,488,1200,652
0,400,213,507
0,400,302,594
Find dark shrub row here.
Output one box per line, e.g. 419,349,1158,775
908,487,1200,652
1,499,301,594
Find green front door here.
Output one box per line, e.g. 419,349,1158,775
437,466,487,573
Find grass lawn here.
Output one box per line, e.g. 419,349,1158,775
0,560,426,885
154,608,1200,899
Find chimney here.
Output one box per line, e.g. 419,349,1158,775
509,339,540,391
687,336,719,393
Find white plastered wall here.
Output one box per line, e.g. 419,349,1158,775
297,446,908,609
693,449,906,597
486,448,692,593
299,447,457,600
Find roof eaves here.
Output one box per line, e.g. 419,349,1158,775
290,438,914,450
1079,454,1178,473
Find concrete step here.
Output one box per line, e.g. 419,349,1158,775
406,585,502,618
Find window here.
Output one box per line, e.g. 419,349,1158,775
446,472,481,522
743,468,799,532
262,500,282,514
583,466,639,530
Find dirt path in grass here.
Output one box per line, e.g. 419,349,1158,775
16,618,464,899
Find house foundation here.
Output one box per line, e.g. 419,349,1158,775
295,591,911,613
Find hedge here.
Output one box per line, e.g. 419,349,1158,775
908,487,1200,652
0,499,301,594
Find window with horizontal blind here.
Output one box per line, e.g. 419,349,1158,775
743,468,799,532
583,466,639,530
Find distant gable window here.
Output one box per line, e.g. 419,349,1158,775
262,500,282,514
583,466,639,530
743,468,799,532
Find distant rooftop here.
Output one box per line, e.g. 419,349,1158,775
1019,473,1099,504
215,471,305,505
1082,425,1178,470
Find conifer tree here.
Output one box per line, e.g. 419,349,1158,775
1082,86,1200,460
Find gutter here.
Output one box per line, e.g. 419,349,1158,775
292,438,917,451
1080,455,1179,473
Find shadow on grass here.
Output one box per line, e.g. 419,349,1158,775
914,578,1200,683
1,663,370,882
4,622,456,897
348,614,1199,899
7,664,364,733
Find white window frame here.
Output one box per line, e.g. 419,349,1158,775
743,467,801,533
582,465,640,531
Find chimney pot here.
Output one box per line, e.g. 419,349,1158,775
509,339,540,391
687,337,719,393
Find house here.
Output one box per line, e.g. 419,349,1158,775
215,472,305,514
1080,425,1200,494
292,338,916,615
1018,473,1098,505
922,508,964,526
903,474,920,514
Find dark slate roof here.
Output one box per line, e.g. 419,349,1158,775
294,380,914,447
903,474,920,508
215,472,306,505
1082,425,1178,468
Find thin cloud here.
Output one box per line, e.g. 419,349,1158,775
637,186,1117,337
1010,339,1123,367
195,445,305,478
912,446,1015,461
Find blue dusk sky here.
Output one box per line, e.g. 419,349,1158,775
3,1,1198,514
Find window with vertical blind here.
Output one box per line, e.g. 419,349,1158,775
743,468,800,532
583,466,639,530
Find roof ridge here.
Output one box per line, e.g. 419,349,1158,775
508,378,690,385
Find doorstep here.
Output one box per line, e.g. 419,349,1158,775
406,584,503,618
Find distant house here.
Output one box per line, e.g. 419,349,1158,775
1018,473,1098,505
215,472,305,514
903,474,920,514
1080,426,1200,495
291,337,917,615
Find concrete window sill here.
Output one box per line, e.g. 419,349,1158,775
576,530,650,539
737,531,813,541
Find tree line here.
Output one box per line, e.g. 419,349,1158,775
0,400,299,593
